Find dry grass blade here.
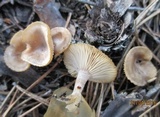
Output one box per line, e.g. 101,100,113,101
14,84,49,106
2,57,62,116
18,103,42,117
139,101,160,117
137,9,160,28
96,83,104,117
134,0,159,26
0,85,16,113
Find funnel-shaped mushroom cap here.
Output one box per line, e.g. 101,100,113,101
124,46,157,86
21,21,53,66
4,30,30,72
51,27,71,57
64,43,117,83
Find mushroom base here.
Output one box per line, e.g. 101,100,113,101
58,70,91,112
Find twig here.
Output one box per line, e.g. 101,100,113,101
65,12,72,28
137,9,160,28
89,82,94,104
2,57,62,117
85,81,91,102
135,0,159,27
90,83,99,107
96,83,104,117
117,37,136,69
19,103,42,117
139,101,160,117
9,88,18,106
0,85,16,113
14,84,48,106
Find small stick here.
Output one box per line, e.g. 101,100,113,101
91,83,99,107
9,88,19,106
65,12,72,28
19,103,42,117
96,83,104,117
89,82,94,104
135,0,158,26
139,101,160,117
137,9,160,28
2,57,62,117
14,84,48,106
117,37,136,69
0,85,16,112
85,81,91,102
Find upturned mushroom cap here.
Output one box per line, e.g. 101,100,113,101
21,21,53,66
4,30,30,72
124,46,157,86
60,43,117,112
64,43,117,83
51,27,71,57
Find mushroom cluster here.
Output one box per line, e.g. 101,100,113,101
59,43,117,112
4,21,71,72
124,46,157,86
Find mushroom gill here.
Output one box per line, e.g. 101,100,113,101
59,43,117,112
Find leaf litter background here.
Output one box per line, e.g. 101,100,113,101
0,0,160,117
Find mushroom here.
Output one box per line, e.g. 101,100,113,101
59,43,117,112
4,21,54,71
21,21,53,66
4,30,30,72
51,27,71,57
124,46,157,86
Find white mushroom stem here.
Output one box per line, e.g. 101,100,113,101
64,70,91,112
73,70,91,94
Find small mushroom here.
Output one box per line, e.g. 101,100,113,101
59,43,117,112
124,46,157,86
4,30,30,72
51,27,71,57
21,21,53,66
4,21,53,72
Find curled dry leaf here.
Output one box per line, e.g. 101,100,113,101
124,46,157,86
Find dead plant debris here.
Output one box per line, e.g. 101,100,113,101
0,0,160,117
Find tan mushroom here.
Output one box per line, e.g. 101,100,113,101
4,30,30,72
4,21,53,72
51,27,71,57
21,21,53,66
59,43,117,112
124,46,157,86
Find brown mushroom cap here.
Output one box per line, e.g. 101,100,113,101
21,21,53,66
124,46,157,86
4,21,54,72
4,30,30,72
64,43,117,83
51,27,71,57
